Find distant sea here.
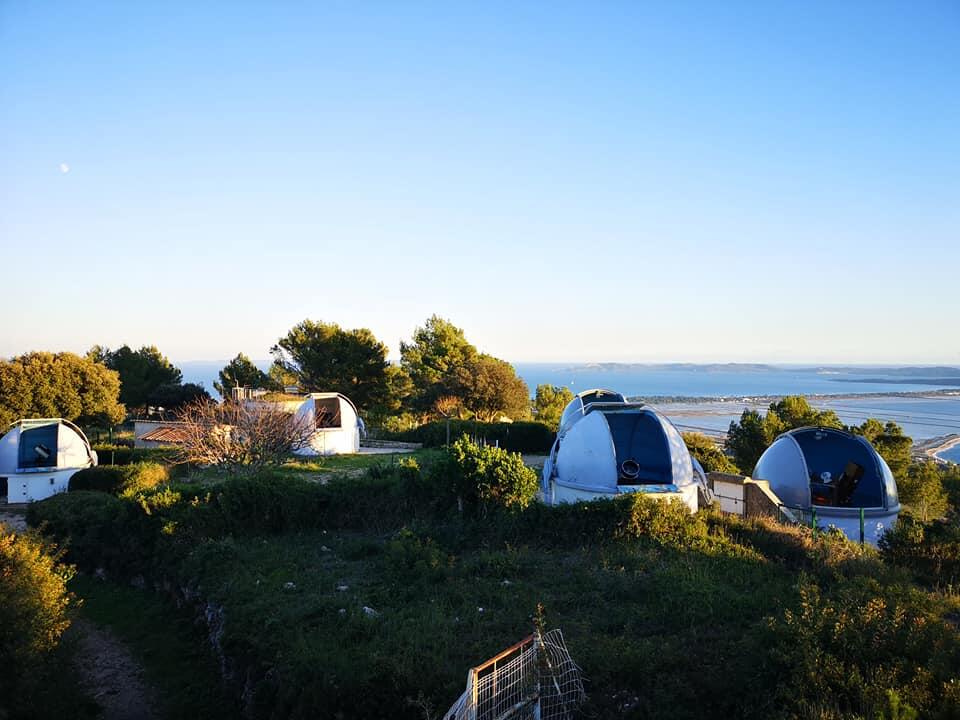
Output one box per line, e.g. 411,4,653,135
512,363,960,399
511,364,960,455
941,445,960,463
179,360,960,460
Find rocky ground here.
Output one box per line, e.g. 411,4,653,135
69,619,159,720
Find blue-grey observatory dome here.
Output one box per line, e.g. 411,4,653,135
752,426,900,544
543,389,702,511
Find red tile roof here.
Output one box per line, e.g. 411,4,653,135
139,426,190,444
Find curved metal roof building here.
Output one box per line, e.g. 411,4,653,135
0,418,97,503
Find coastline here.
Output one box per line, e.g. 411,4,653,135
633,388,960,405
917,434,960,464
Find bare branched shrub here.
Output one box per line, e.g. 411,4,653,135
175,398,315,470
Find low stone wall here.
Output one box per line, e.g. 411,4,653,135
360,439,423,450
743,480,785,520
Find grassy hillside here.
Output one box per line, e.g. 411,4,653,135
26,455,960,720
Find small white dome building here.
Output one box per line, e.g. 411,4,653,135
752,426,901,544
0,419,97,503
293,393,364,456
542,389,702,511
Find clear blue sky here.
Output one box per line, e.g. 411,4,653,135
2,1,958,365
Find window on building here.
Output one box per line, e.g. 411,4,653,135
314,398,342,429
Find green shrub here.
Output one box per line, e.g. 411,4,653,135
27,492,129,571
898,461,950,522
0,524,93,719
429,437,538,514
618,492,706,545
69,466,127,493
382,528,451,583
0,525,75,669
209,473,326,535
682,432,740,474
490,493,708,550
769,575,960,718
879,514,960,588
69,462,170,496
92,444,177,466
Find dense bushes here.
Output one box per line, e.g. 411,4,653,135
429,437,539,513
0,525,74,670
879,514,960,588
769,576,960,718
208,473,328,535
0,524,93,719
24,449,960,720
91,444,177,466
682,432,740,474
382,420,554,453
69,462,170,496
27,491,166,577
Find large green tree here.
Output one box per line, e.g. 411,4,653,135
399,315,478,414
455,354,531,422
400,316,529,421
90,345,182,411
215,353,271,398
271,320,394,412
147,382,210,411
726,396,843,472
850,418,913,479
0,352,124,427
533,384,574,430
726,395,915,479
725,409,769,473
898,461,949,521
764,396,843,437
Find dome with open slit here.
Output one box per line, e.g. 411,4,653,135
543,389,701,510
0,418,97,503
752,426,900,544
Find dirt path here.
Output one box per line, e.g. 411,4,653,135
69,618,160,720
2,507,161,718
0,509,28,532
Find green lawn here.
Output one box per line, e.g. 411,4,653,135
181,449,441,484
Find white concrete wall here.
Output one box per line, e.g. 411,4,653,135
298,427,360,456
713,479,745,515
6,470,73,503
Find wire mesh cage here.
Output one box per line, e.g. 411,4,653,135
443,629,585,720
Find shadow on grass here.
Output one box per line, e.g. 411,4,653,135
70,574,240,720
